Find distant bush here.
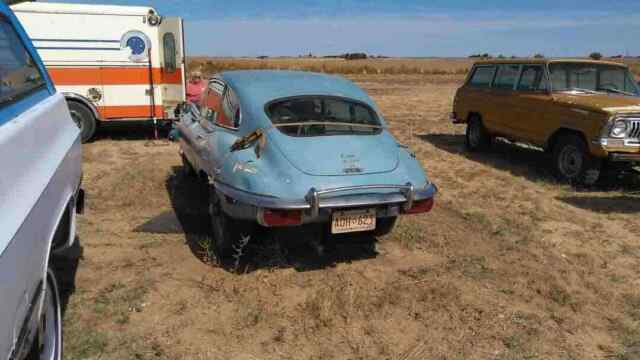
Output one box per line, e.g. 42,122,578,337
344,53,368,60
469,53,492,59
589,52,603,60
533,53,545,59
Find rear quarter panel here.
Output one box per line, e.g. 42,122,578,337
0,91,81,358
0,4,81,357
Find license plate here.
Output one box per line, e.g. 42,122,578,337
331,209,376,234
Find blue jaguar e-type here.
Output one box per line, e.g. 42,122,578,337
177,70,436,258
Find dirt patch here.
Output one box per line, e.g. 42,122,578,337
61,74,640,359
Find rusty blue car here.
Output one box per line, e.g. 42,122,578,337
177,70,436,258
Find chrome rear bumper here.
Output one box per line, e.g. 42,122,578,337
215,181,437,222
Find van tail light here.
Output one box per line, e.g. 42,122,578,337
403,198,435,215
258,209,303,227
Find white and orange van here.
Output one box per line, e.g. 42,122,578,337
12,2,186,142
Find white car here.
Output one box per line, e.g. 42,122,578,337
0,4,83,360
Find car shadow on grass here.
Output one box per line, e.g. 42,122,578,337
556,194,640,214
52,237,83,316
138,166,378,273
419,133,640,191
418,133,556,182
92,120,171,142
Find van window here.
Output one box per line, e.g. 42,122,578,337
0,17,45,107
518,65,547,91
468,66,495,88
163,33,177,73
494,65,520,90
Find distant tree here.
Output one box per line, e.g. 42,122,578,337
533,53,545,59
344,53,367,60
497,54,506,59
589,52,603,60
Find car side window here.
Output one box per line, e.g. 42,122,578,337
468,66,495,88
217,86,240,129
517,65,548,92
200,78,224,122
494,64,520,90
0,16,46,109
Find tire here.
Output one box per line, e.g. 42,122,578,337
181,153,196,177
373,217,397,237
552,134,601,185
67,101,97,143
209,188,246,261
27,268,63,360
465,115,491,151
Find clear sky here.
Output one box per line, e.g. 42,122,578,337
42,0,640,57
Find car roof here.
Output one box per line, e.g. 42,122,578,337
218,70,373,106
473,58,629,68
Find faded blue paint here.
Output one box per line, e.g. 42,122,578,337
220,70,385,129
0,3,80,359
181,70,434,212
0,2,55,128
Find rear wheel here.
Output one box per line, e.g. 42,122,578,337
27,268,62,360
209,188,249,262
373,217,397,237
67,101,97,143
552,134,601,185
465,115,491,151
181,153,196,177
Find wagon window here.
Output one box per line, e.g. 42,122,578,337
267,96,382,137
0,17,46,109
517,65,547,92
163,33,177,73
468,66,495,88
494,64,520,90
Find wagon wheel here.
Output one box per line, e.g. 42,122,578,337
465,115,491,151
552,134,601,186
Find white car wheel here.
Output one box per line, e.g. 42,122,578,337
33,269,63,360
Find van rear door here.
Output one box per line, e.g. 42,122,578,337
158,17,186,118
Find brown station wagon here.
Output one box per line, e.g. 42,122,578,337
451,59,640,185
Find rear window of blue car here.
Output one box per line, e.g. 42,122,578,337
266,96,382,137
0,16,46,108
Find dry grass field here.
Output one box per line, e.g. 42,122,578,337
187,56,640,77
188,57,473,75
60,60,640,359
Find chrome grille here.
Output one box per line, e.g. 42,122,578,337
629,121,640,139
616,114,640,139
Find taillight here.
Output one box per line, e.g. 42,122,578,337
259,209,303,227
403,198,434,215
